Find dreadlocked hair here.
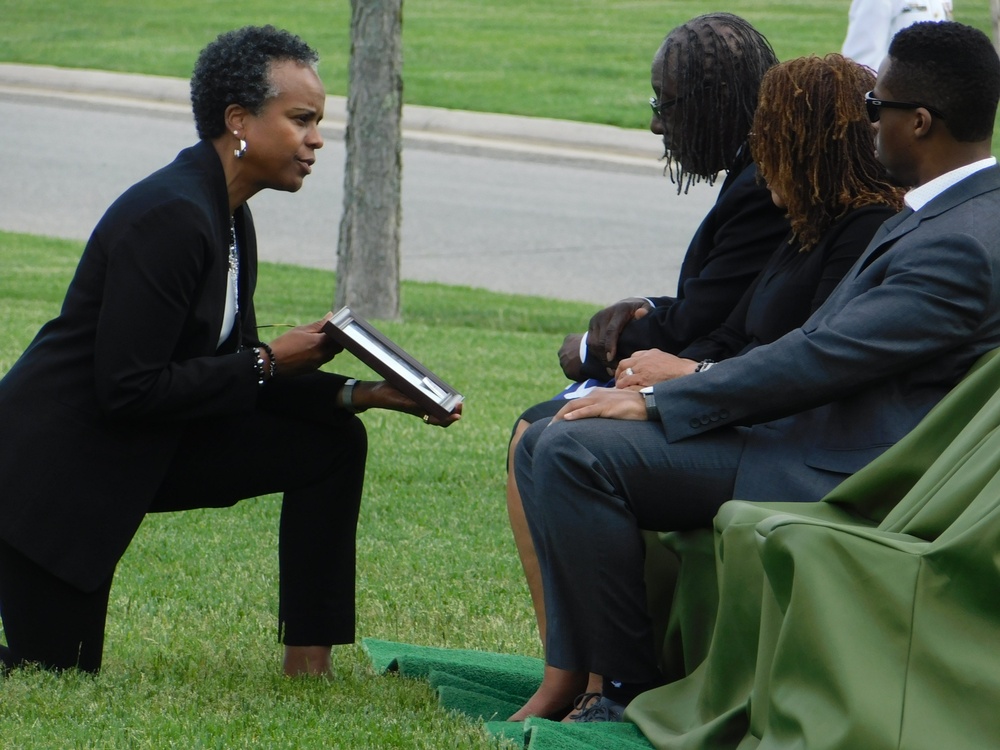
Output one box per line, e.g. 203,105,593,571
749,54,904,252
661,13,778,192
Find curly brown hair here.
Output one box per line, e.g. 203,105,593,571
749,54,904,252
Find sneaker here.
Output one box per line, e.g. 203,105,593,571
564,691,601,720
570,694,626,723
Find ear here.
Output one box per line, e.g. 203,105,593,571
913,108,935,138
224,103,249,138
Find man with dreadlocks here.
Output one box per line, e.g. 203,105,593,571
505,14,788,677
513,20,1000,723
559,12,788,383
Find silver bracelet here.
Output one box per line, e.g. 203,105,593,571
257,341,277,379
251,347,267,387
341,378,366,413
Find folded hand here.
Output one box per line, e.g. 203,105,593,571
558,333,585,380
587,298,652,366
615,349,697,389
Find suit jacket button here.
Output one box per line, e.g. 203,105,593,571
719,409,730,419
690,418,701,428
700,415,711,425
710,412,720,422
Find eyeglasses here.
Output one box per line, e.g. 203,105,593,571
864,91,945,123
649,95,685,118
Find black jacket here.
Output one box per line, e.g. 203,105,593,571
0,141,346,590
580,158,789,379
681,204,897,362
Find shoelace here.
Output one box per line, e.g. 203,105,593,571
570,691,602,717
571,694,623,722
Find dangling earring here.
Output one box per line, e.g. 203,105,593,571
233,130,248,159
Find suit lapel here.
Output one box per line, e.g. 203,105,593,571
874,206,914,237
854,207,916,274
808,167,1000,321
854,166,1000,276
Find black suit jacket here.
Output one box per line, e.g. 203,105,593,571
681,204,896,362
580,159,789,379
0,141,347,590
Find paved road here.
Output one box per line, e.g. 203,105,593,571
0,65,719,306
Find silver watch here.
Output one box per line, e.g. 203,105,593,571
341,378,366,413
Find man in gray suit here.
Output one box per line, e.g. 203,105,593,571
512,21,1000,722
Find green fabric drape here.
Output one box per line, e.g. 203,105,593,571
628,348,1000,749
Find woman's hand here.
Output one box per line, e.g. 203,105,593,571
348,380,462,427
265,314,343,377
551,388,647,422
615,349,697,389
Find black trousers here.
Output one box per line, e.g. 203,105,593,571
0,539,113,673
0,400,367,673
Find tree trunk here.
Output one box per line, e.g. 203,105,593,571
335,0,403,320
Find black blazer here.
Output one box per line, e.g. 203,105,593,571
580,158,789,379
681,204,897,362
0,141,347,591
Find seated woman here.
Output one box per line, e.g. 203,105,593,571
615,52,906,387
508,52,904,721
0,25,456,677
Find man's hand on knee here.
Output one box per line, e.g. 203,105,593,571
552,389,648,423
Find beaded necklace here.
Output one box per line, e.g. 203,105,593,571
228,216,240,317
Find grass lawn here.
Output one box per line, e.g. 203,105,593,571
2,2,999,746
0,230,594,748
1,1,995,129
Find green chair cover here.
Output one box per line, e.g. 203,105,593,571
628,348,1000,749
754,466,1000,749
656,527,718,682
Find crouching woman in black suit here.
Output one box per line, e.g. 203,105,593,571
0,25,457,677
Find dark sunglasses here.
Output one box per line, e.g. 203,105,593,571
649,95,685,118
864,91,945,123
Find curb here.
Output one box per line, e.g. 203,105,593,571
0,63,662,170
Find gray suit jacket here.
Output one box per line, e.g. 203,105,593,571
654,165,1000,503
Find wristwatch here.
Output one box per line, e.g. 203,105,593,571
639,386,660,421
341,378,367,413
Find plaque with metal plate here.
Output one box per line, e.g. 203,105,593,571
322,307,464,422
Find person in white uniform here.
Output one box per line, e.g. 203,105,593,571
842,0,953,70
